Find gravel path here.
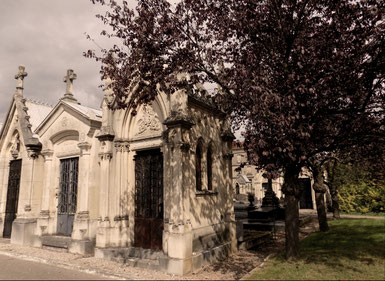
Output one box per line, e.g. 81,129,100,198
0,218,320,280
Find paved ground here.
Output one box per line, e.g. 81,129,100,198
0,212,382,280
0,253,112,280
0,236,277,280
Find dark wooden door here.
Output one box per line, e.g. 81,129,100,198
3,160,22,238
299,178,313,209
134,149,163,251
57,157,78,236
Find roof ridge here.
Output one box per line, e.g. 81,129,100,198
25,97,54,108
63,100,102,113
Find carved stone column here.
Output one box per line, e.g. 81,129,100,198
163,113,195,275
95,132,114,248
112,140,130,247
221,129,237,253
35,149,54,238
68,140,96,255
77,141,92,215
40,149,53,214
69,142,92,244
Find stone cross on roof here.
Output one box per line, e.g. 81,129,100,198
61,69,79,103
15,65,28,90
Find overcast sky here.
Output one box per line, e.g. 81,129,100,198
0,0,119,122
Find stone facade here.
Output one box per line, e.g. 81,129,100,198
0,66,237,276
0,66,52,246
232,146,284,202
94,77,236,275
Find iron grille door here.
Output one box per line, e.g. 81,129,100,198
3,160,22,238
57,157,79,236
134,150,163,250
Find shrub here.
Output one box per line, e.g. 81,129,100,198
336,163,385,214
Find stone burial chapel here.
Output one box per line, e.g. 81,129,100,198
0,66,237,275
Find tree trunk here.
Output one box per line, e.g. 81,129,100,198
326,160,340,219
315,191,329,231
285,193,300,259
331,192,340,219
312,164,329,232
282,167,301,260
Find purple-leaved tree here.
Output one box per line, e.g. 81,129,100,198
86,0,385,259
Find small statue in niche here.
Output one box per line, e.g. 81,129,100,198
10,133,20,159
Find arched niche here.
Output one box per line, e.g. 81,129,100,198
49,130,80,158
50,130,79,145
122,96,167,141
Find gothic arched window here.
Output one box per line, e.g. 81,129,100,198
207,147,213,190
196,143,203,191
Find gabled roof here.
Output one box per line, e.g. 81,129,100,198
0,95,47,153
237,174,251,184
65,101,102,120
24,99,53,132
34,100,102,134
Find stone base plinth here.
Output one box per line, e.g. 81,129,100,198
69,239,95,255
96,224,129,248
191,241,232,272
94,247,192,276
10,218,37,246
93,238,233,276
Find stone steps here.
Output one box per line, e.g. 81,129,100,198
238,230,271,250
243,220,285,232
124,256,164,271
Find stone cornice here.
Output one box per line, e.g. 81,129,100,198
163,112,195,129
221,129,235,142
41,149,54,161
96,125,115,142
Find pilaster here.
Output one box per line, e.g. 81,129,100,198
221,129,237,253
95,129,114,248
70,142,92,242
36,149,53,237
163,113,195,274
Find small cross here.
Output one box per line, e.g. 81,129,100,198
15,65,28,89
63,69,77,96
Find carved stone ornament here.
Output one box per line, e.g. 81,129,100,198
167,128,177,145
10,133,20,159
40,210,49,217
76,211,89,219
105,91,115,106
99,152,113,161
61,116,68,127
182,129,191,143
114,140,130,153
135,105,161,136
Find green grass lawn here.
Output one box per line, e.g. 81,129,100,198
245,219,385,280
341,212,385,217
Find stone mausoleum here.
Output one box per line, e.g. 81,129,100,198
0,66,236,275
232,144,316,210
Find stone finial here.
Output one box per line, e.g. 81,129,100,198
61,69,79,103
14,65,28,95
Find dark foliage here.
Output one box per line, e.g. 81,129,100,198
86,0,385,259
